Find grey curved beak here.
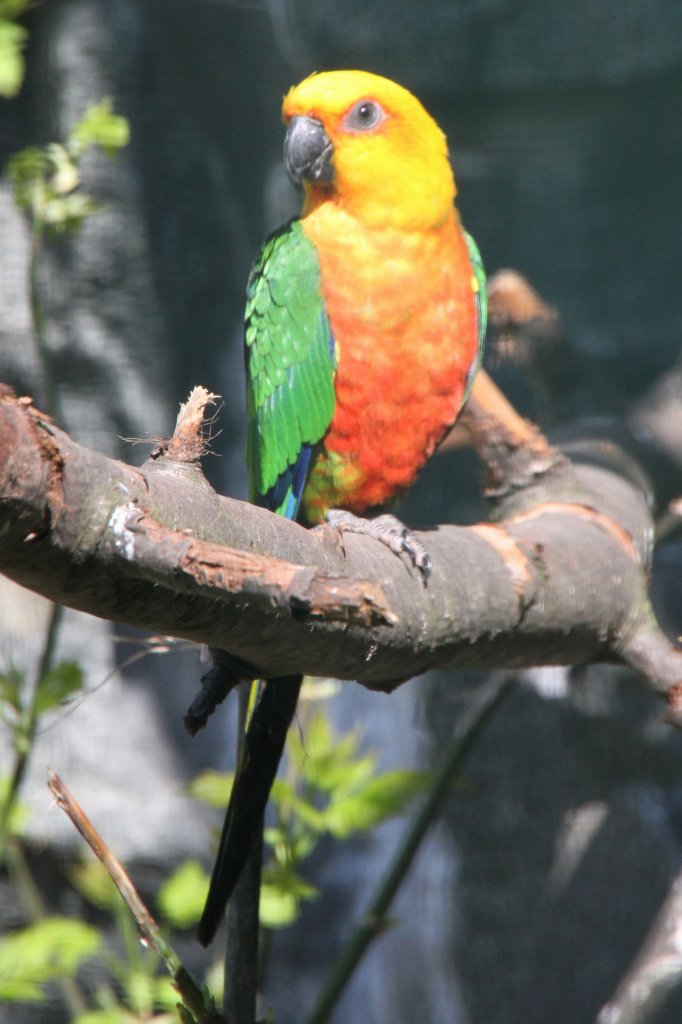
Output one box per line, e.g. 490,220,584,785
284,116,334,188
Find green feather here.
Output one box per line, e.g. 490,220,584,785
463,229,487,401
245,219,336,504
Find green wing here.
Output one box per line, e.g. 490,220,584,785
198,222,332,946
245,219,336,518
463,229,487,401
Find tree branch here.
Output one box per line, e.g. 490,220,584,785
1,302,681,710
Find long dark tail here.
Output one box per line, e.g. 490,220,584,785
197,674,302,947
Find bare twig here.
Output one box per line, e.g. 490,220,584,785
47,770,224,1024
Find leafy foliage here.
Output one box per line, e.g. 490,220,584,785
34,660,84,716
8,98,129,234
0,918,101,1002
0,660,81,793
68,858,181,1020
187,768,235,810
157,860,209,930
191,705,429,929
69,98,131,157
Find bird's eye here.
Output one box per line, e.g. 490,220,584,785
343,99,385,132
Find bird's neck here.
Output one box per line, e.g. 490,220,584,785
301,181,456,233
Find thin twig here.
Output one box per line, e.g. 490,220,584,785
47,770,224,1024
303,675,514,1024
0,602,63,862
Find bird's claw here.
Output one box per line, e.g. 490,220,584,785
326,510,431,582
397,527,432,579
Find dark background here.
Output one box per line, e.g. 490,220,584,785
2,2,682,1021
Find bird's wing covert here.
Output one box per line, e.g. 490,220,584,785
245,219,336,518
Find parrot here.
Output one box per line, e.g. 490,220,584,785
197,69,486,947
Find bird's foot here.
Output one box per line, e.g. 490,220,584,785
183,649,254,735
183,662,239,735
326,509,432,581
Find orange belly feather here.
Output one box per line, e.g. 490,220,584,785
300,202,478,524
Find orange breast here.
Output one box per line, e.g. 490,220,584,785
300,202,478,524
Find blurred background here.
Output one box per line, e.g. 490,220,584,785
1,1,682,1021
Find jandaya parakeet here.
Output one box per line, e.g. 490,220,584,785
198,69,486,946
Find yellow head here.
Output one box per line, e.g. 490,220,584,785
282,70,456,231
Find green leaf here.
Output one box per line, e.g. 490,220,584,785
294,707,335,760
157,859,209,929
269,777,297,808
7,144,90,233
34,660,84,715
263,825,316,866
69,98,130,158
309,746,377,796
203,958,223,1005
124,969,155,1015
321,770,430,839
44,142,80,195
187,769,234,809
7,145,50,213
42,192,99,232
0,18,27,98
0,667,23,714
259,885,299,929
0,775,30,836
69,858,121,912
260,864,318,929
0,917,101,1001
153,973,182,1012
288,710,377,795
275,793,327,834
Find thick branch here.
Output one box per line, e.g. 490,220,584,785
1,379,679,705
